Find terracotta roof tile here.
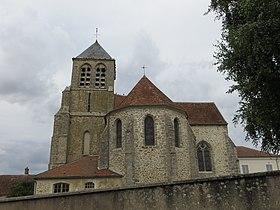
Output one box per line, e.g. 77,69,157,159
113,76,227,126
175,102,227,125
236,146,278,158
114,94,126,108
117,76,173,108
35,156,121,180
0,175,34,197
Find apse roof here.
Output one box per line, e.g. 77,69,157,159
76,40,112,59
117,76,173,108
114,76,227,126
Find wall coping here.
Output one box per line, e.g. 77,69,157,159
1,170,280,203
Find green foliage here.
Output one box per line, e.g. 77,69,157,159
7,181,34,197
209,0,280,153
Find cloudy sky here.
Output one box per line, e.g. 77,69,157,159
0,0,253,175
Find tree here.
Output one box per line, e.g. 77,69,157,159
7,181,34,197
208,0,280,154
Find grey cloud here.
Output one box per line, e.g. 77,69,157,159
115,32,167,94
0,139,49,174
0,6,73,105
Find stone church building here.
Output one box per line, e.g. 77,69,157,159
35,40,239,194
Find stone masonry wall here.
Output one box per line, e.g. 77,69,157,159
191,125,239,178
107,106,198,186
1,171,280,210
49,58,116,167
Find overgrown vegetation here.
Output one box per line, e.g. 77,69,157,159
208,0,280,153
7,181,34,197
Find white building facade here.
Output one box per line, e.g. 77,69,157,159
237,146,280,174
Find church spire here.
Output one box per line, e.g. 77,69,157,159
76,40,112,60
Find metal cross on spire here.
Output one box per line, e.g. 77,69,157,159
94,28,100,41
141,65,147,76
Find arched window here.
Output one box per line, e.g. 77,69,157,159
95,64,106,88
79,64,91,87
85,182,95,189
53,183,69,193
83,131,90,155
174,118,180,147
145,116,155,146
116,119,122,148
197,141,212,172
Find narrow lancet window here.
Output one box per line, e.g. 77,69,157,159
83,131,90,155
197,141,212,172
116,119,122,148
174,118,180,147
144,116,155,146
87,93,91,112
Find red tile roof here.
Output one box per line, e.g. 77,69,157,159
236,146,278,158
175,102,227,125
0,175,34,197
117,76,174,108
35,155,122,180
114,76,227,126
114,94,126,108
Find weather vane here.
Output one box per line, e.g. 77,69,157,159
94,28,100,41
141,65,147,76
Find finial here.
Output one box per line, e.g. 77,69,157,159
141,65,147,76
94,28,100,41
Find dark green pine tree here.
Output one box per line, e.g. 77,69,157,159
208,0,280,153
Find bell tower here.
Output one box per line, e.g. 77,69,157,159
70,40,116,113
49,40,116,169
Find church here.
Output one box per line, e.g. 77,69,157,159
34,40,239,194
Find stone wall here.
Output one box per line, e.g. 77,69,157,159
106,106,238,186
49,58,116,168
1,171,280,210
191,125,239,177
107,106,198,186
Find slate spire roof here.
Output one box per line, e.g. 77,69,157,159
76,40,112,59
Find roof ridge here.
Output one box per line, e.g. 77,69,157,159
175,102,215,104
